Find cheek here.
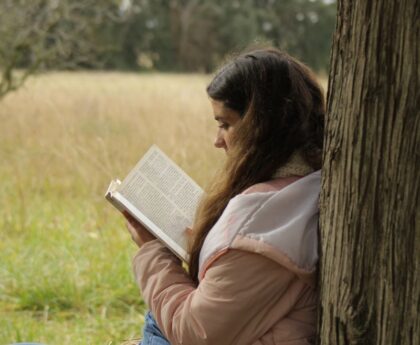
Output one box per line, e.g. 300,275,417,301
226,124,240,146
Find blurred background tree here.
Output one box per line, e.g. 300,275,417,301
0,1,339,343
0,0,121,97
0,0,336,97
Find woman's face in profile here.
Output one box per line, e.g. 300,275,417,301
210,98,241,152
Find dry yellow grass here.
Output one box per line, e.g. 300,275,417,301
0,71,327,194
0,72,227,345
0,71,327,345
0,72,224,195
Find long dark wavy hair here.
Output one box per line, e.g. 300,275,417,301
188,48,325,283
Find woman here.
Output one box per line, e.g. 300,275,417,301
126,47,325,345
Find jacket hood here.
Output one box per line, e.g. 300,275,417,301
199,170,321,281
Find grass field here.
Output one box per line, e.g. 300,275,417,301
0,72,225,345
0,72,327,345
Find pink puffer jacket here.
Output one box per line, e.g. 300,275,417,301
133,171,320,345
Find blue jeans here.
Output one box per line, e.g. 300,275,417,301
140,311,171,345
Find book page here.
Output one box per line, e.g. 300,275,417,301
117,146,203,251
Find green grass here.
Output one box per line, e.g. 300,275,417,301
0,71,327,344
0,192,147,344
1,311,144,344
0,72,218,345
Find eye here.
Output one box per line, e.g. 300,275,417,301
218,122,229,130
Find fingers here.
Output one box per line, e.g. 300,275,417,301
123,211,135,223
126,222,140,240
125,220,145,247
123,212,144,231
124,214,156,248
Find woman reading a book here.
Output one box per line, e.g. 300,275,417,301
126,47,324,345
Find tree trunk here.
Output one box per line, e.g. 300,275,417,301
318,0,419,344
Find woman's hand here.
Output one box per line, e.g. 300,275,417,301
123,212,156,248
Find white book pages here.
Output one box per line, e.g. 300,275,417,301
106,145,203,262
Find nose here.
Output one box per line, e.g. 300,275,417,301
214,129,226,149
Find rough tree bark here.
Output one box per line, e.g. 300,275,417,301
318,0,419,344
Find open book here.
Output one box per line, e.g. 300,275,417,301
105,145,203,262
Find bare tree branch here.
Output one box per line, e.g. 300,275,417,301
0,0,121,99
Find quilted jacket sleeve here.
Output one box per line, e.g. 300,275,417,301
132,239,301,345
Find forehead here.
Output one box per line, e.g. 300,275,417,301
210,99,239,120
